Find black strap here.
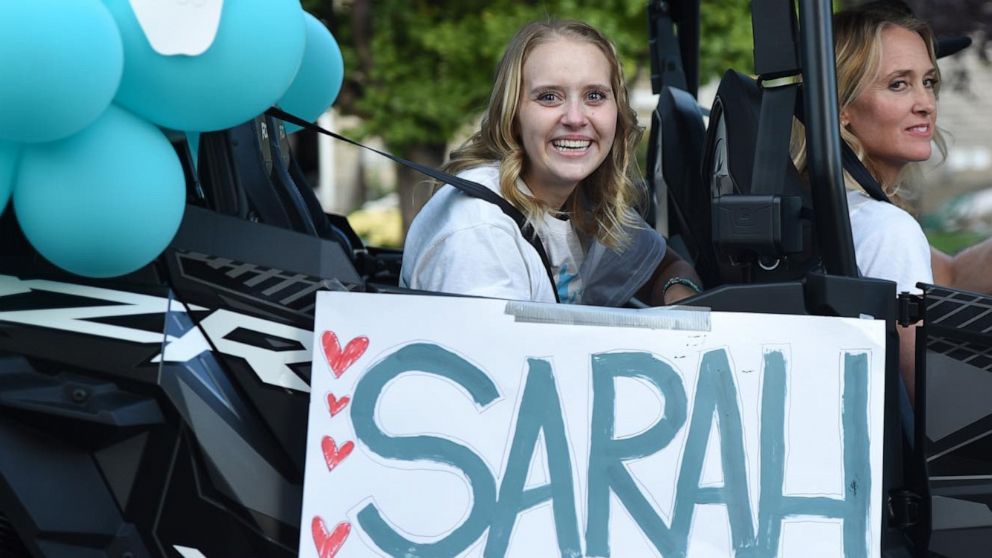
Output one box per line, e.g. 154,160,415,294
265,107,561,302
648,0,687,93
841,143,891,203
751,0,800,79
793,94,891,204
750,84,799,195
748,0,802,197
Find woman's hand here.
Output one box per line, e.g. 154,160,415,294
663,282,699,305
638,247,704,306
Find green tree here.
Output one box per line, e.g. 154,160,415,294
699,0,753,82
303,0,752,233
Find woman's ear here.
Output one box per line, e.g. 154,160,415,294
839,109,850,128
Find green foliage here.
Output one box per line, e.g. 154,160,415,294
304,0,754,154
925,228,989,255
700,0,754,81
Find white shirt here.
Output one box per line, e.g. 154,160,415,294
402,164,666,305
401,165,582,303
847,190,933,294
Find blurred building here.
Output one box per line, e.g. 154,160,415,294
921,47,992,217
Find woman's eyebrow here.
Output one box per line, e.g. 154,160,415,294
882,66,936,80
527,82,612,91
526,83,560,94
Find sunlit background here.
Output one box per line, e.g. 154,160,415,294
293,0,992,256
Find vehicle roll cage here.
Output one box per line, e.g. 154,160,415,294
646,2,934,553
649,0,858,279
795,0,860,277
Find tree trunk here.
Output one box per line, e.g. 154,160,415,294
351,0,373,76
395,142,448,239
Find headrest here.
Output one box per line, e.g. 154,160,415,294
937,36,972,59
843,1,972,59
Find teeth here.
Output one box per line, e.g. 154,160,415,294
553,139,591,150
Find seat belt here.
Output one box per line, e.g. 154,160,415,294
757,0,887,205
842,143,891,203
749,0,802,197
793,96,892,204
265,106,561,303
708,0,806,261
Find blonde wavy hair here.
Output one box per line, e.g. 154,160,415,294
791,2,947,207
441,19,643,249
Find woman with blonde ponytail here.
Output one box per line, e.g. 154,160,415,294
792,1,992,400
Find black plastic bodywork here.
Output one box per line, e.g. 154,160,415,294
0,114,364,557
916,285,992,557
0,0,985,556
647,0,990,556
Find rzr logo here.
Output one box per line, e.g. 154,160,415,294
0,275,313,392
158,307,312,392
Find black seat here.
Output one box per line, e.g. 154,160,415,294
196,116,347,243
648,86,711,276
197,117,303,231
645,0,716,281
196,115,407,286
698,71,820,286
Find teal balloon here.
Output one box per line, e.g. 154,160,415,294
0,142,19,214
277,13,345,134
14,106,185,278
105,0,306,132
0,0,123,143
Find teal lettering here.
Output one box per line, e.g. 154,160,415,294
586,352,687,557
486,358,580,558
756,351,871,557
671,349,756,555
351,343,499,557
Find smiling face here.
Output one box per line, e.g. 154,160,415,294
516,38,618,208
841,24,938,186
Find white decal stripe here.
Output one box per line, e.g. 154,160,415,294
197,309,312,393
0,275,204,344
0,275,312,393
0,276,206,311
173,546,208,558
0,275,32,297
155,309,312,392
152,327,211,364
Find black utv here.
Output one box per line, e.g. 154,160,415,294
0,0,987,556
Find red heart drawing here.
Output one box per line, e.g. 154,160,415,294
326,392,350,418
312,516,350,558
322,331,369,378
321,435,354,472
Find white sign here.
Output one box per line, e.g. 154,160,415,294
128,0,223,56
301,293,886,557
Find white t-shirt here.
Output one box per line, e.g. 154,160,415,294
847,190,933,294
401,164,664,305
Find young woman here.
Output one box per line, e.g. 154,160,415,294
401,20,701,306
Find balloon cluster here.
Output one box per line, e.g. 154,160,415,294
0,0,344,277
